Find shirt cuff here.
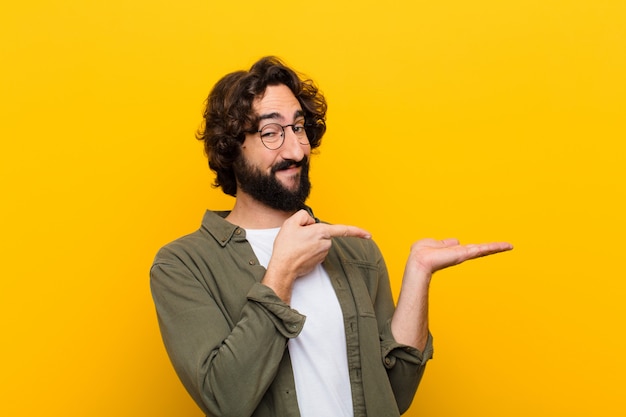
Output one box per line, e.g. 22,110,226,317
380,319,434,368
247,282,306,338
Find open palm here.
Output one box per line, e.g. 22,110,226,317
409,238,513,275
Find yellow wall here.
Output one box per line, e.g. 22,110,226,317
2,1,625,415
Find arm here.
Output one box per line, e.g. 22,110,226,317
150,250,304,417
380,238,511,412
391,238,514,351
150,211,371,416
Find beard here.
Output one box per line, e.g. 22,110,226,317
234,155,311,212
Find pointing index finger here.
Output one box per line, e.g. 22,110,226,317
324,224,372,239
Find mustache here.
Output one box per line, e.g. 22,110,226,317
271,156,309,174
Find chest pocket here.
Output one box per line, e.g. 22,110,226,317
337,258,379,318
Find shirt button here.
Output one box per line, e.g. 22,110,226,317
235,229,242,235
249,259,256,265
385,358,391,365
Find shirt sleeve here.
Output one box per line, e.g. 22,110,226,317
150,249,305,417
380,320,434,413
370,242,434,414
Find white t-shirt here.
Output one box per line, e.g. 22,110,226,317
245,227,354,417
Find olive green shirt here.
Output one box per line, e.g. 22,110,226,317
150,210,433,417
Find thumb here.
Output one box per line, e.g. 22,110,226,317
288,209,317,227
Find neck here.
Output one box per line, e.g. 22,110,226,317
225,193,297,229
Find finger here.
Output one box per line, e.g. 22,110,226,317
465,242,513,259
289,209,316,227
440,238,460,247
480,242,514,253
324,224,372,239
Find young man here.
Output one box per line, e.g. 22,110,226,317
150,56,512,417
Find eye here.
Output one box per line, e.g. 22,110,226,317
293,120,306,133
260,124,282,140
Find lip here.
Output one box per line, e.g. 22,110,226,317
275,165,300,174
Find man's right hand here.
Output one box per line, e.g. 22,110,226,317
261,210,371,303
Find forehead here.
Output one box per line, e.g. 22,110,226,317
253,84,302,120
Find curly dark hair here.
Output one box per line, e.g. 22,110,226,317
196,56,328,197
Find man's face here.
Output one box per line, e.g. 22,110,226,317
235,84,312,212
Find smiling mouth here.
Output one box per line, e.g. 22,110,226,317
277,164,299,173
271,157,307,174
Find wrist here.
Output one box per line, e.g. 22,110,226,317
403,262,433,287
262,264,296,304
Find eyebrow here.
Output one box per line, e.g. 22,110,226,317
258,110,305,122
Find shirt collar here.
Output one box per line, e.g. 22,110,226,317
200,207,319,247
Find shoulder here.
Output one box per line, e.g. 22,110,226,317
152,210,234,266
152,229,212,267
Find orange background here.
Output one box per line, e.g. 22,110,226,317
1,1,625,415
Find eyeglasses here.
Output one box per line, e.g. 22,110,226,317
253,120,310,150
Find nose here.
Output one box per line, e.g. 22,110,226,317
279,127,307,161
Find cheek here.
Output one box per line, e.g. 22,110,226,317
240,136,257,160
241,143,276,171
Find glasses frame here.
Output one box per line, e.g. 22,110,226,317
252,121,312,150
